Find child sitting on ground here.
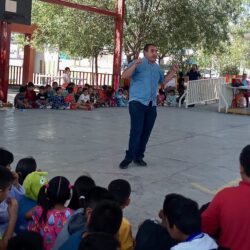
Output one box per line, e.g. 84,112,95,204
45,84,54,102
0,166,17,250
15,157,37,186
36,86,49,109
0,148,25,201
26,82,37,108
64,87,77,109
116,88,128,107
108,179,134,250
14,86,32,109
27,176,73,250
58,199,122,250
77,88,94,110
163,194,217,250
78,232,120,250
52,87,68,109
75,86,83,103
157,89,166,106
135,194,177,250
15,171,48,234
166,89,177,107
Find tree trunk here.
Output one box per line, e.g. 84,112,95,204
95,54,98,86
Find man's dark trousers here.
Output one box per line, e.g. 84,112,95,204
125,100,157,161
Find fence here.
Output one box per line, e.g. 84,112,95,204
179,78,226,108
8,66,113,88
218,84,233,113
9,66,23,85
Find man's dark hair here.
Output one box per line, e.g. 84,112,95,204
88,200,123,235
143,43,156,52
163,193,201,236
0,148,14,167
7,231,43,250
85,186,114,210
15,157,37,185
78,232,119,250
240,145,250,176
108,179,131,206
0,166,15,190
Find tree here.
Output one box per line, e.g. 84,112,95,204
124,0,243,63
31,0,115,79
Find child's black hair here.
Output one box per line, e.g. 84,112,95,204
78,232,119,250
0,166,15,190
88,200,122,235
37,176,71,224
240,145,250,177
108,179,131,207
39,86,45,90
19,86,27,93
0,148,14,167
85,186,114,211
27,82,34,87
67,87,74,94
7,231,43,250
15,157,37,185
68,175,96,210
163,193,201,236
55,87,62,93
159,89,165,95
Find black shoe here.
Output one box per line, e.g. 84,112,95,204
133,159,147,167
119,159,132,169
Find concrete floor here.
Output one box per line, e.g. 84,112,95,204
1,95,250,234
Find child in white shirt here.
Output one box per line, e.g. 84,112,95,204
162,194,217,250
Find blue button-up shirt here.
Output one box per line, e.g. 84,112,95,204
128,58,164,106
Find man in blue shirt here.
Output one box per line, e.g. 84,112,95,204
119,44,178,169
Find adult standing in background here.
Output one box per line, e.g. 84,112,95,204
186,64,201,81
119,44,178,169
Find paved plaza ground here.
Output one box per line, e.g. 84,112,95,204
1,91,250,233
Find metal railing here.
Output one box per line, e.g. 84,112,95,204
179,77,226,108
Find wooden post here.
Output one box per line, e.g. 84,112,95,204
0,21,11,102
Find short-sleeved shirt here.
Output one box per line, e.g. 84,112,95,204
129,58,164,106
64,94,75,104
186,70,201,81
37,93,48,101
77,94,90,103
28,206,73,250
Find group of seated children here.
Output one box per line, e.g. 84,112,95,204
14,82,129,110
232,73,250,108
2,145,249,250
157,72,186,107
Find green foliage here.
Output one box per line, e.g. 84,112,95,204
222,65,240,75
30,0,244,70
31,0,115,58
124,0,243,62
